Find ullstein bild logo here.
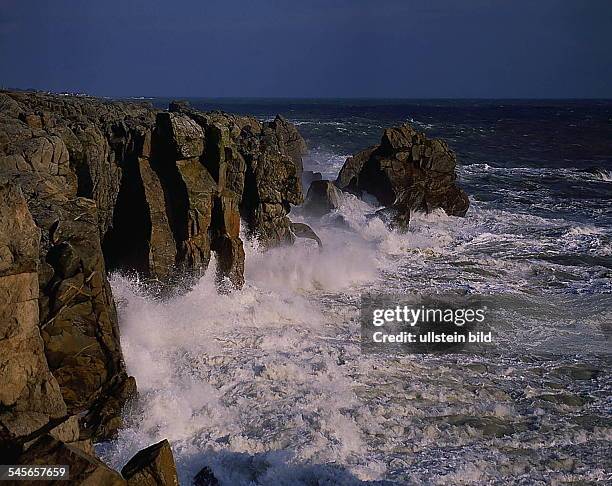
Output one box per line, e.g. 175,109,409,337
361,294,493,354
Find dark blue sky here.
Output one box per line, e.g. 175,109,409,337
1,0,611,98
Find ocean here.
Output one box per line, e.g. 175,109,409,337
99,99,612,484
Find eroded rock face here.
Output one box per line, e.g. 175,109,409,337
193,466,220,486
0,167,131,443
268,114,307,174
335,146,376,195
169,102,306,248
0,183,67,451
0,90,305,463
336,123,469,228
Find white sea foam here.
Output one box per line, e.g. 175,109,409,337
595,168,612,181
407,117,434,130
461,163,612,185
100,188,611,485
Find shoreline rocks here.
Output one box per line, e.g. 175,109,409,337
336,123,469,228
15,435,181,486
0,90,306,478
1,91,470,482
302,180,342,216
121,439,179,486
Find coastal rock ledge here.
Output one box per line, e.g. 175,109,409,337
0,90,305,479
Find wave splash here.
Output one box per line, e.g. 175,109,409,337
99,189,610,485
99,206,398,484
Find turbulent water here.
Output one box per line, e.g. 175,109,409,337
99,100,612,485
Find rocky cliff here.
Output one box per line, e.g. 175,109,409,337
0,90,305,471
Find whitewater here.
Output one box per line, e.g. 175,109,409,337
99,197,610,485
99,100,611,485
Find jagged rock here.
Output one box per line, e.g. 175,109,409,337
240,133,304,245
174,158,217,270
335,146,376,194
136,158,177,277
0,183,67,450
17,435,126,485
211,193,245,287
268,114,307,173
165,102,306,248
193,466,220,486
81,376,136,443
121,439,179,486
156,112,204,159
336,123,469,228
0,90,306,464
290,222,323,248
25,189,131,441
303,180,343,216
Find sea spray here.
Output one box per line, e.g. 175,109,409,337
99,100,611,484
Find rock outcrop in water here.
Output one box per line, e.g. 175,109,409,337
15,434,180,485
336,123,469,228
121,439,179,486
0,90,305,476
302,180,343,216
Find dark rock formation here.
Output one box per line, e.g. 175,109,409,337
0,90,305,474
303,180,343,216
193,466,220,486
268,115,307,174
0,91,143,446
169,102,306,247
302,170,323,192
121,439,179,486
335,146,376,195
336,123,469,229
290,222,323,248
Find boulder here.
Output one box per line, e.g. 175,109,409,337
336,123,469,228
234,118,305,246
303,180,342,216
156,112,204,159
16,435,180,486
121,439,179,486
335,146,376,194
159,105,306,249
